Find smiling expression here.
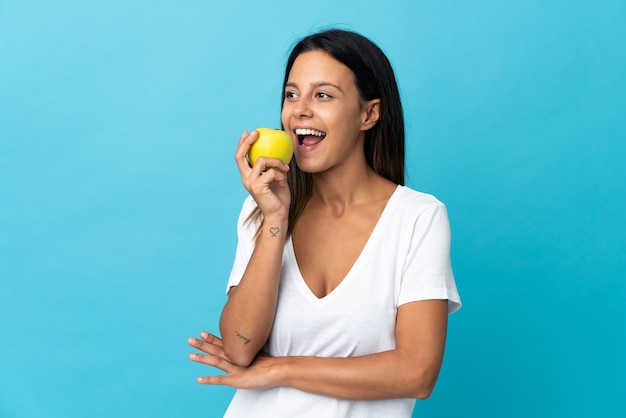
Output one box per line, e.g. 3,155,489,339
281,50,379,175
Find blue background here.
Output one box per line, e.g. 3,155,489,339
1,1,625,417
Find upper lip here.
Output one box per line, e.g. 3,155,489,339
293,126,327,140
294,127,326,146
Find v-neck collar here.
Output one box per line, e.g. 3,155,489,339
285,185,401,304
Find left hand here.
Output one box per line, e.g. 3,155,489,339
188,332,279,390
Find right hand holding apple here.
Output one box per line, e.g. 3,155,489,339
234,129,292,221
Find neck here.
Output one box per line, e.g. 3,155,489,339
309,163,397,217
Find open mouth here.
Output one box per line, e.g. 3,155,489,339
295,128,327,146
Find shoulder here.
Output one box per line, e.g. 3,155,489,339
381,186,451,240
391,185,447,216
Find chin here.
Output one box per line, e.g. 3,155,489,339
294,161,320,174
294,154,332,175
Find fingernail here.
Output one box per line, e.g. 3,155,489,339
200,332,208,339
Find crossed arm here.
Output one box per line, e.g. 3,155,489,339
189,298,449,400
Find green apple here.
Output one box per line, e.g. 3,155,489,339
248,128,294,167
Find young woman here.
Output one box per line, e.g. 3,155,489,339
188,29,461,417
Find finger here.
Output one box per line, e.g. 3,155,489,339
237,130,249,146
188,337,230,362
235,130,254,153
246,170,289,198
249,156,290,174
242,160,289,197
200,331,224,348
197,375,230,386
188,337,221,354
189,352,235,374
264,166,290,186
234,130,259,173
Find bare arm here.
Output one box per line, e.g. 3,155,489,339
192,299,449,400
276,300,448,399
218,130,291,367
219,216,287,367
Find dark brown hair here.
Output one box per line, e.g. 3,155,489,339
249,29,405,236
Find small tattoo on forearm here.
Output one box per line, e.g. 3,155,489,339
235,332,251,345
269,227,280,237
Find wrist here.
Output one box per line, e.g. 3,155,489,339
269,356,291,388
261,217,288,238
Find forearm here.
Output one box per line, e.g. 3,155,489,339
219,217,287,366
271,349,442,400
267,301,448,400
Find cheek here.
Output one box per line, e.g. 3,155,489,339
280,105,291,128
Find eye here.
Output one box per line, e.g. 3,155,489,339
316,91,332,99
284,90,298,100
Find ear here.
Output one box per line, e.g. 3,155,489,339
361,99,381,131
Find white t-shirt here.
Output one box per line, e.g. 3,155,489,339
224,185,461,418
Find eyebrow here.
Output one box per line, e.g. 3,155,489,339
285,81,344,93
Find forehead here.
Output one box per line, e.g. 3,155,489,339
287,50,356,86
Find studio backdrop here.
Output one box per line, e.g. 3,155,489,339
1,1,625,417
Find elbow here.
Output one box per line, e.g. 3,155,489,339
229,355,254,368
414,386,434,401
232,357,254,368
220,331,262,367
219,321,258,367
223,344,256,368
407,369,439,400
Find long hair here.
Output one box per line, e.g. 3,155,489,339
248,29,405,236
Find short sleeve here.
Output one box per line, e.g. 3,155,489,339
398,201,462,314
226,196,259,294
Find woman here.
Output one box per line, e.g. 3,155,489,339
189,28,461,417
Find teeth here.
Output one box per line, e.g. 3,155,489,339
295,128,326,137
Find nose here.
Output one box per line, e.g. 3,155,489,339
292,96,313,118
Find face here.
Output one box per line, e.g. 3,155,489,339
281,50,379,174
